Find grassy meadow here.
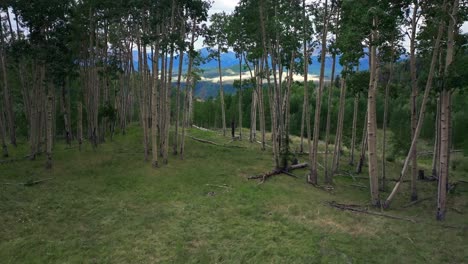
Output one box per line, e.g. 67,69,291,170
1,125,467,263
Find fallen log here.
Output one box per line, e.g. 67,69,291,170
402,196,434,208
327,202,468,230
0,152,45,165
205,184,233,189
248,163,308,183
417,149,462,157
326,201,417,223
2,178,53,187
192,125,212,132
188,136,246,149
256,141,272,148
298,151,329,155
350,184,368,189
389,179,411,183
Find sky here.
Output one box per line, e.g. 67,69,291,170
209,0,239,15
194,0,239,49
200,0,468,51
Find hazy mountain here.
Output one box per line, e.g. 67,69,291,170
133,47,370,98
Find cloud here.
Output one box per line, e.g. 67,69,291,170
209,0,239,15
462,22,468,34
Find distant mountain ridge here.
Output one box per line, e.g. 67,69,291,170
132,47,371,99
132,47,370,78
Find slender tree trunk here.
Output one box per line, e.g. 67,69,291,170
180,20,197,160
218,49,227,136
437,90,450,220
349,95,359,165
61,80,72,146
151,26,160,167
331,77,347,179
432,96,441,178
437,0,457,221
300,0,308,154
324,83,333,181
173,20,185,155
250,58,257,143
45,94,53,169
308,0,328,185
367,18,380,206
163,47,174,164
409,2,420,201
159,48,166,158
325,53,336,183
173,49,184,155
238,60,243,140
258,58,266,151
141,38,150,161
280,52,296,168
266,54,278,162
0,103,8,157
300,97,306,153
381,58,393,192
77,102,83,151
0,25,16,147
384,17,445,208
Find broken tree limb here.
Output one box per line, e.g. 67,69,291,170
402,196,435,208
417,149,462,157
187,135,246,149
205,184,233,189
0,152,45,165
282,171,299,178
383,22,445,208
326,201,417,223
298,151,329,155
350,184,368,189
2,178,53,187
256,141,272,148
389,178,411,183
289,163,308,170
248,163,308,182
192,125,212,132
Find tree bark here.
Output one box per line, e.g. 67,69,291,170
180,20,197,160
349,95,359,165
77,102,83,151
173,17,185,155
0,22,16,147
324,79,333,181
381,62,392,192
151,25,160,167
331,77,347,179
409,1,420,201
367,18,380,207
308,0,328,185
238,57,243,140
45,94,53,169
249,79,259,142
431,96,441,178
0,103,8,157
300,0,310,153
258,58,266,151
141,35,150,161
218,49,227,137
61,80,72,146
437,0,457,221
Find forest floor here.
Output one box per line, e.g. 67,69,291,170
1,125,467,263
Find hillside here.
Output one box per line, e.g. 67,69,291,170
1,125,467,263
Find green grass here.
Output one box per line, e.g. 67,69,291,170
1,125,467,263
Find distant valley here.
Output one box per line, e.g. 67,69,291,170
133,48,370,98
